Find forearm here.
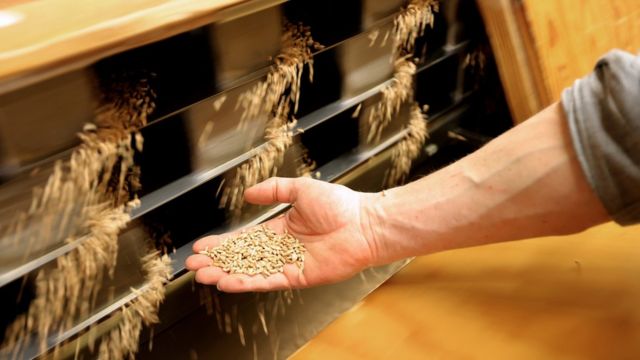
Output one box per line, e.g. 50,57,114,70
366,102,609,265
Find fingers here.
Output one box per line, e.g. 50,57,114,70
185,254,213,270
244,177,307,205
194,266,227,285
192,267,292,292
192,233,226,253
191,263,307,292
217,264,306,292
217,272,291,292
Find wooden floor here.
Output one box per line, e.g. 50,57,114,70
292,223,640,359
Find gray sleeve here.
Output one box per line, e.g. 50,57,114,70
562,49,640,225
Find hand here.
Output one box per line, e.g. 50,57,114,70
185,177,379,292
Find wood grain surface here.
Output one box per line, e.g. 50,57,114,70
522,0,640,99
292,223,640,359
476,0,640,122
475,0,549,123
0,0,261,93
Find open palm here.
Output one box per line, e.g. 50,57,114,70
185,177,378,292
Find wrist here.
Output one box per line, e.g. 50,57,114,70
358,191,392,266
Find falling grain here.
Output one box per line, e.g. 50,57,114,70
258,301,268,335
221,23,323,216
253,340,258,360
197,121,215,150
220,104,296,216
236,23,323,129
447,130,468,142
352,103,362,118
366,57,416,143
97,253,172,360
392,0,439,56
238,323,246,346
375,0,438,186
384,103,429,187
225,312,232,334
0,77,164,359
368,29,380,47
212,95,227,111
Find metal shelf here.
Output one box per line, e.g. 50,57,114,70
0,42,470,289
24,97,472,360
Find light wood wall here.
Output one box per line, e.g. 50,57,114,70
524,0,640,99
476,0,640,122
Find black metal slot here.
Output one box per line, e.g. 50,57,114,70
300,105,360,168
460,56,513,138
136,114,194,196
413,8,448,61
0,276,34,344
141,177,228,251
295,47,343,117
283,0,363,46
94,28,217,120
415,54,460,114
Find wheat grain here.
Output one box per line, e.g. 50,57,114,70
199,225,305,276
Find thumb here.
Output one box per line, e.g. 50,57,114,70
244,177,304,205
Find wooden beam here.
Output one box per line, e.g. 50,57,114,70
475,0,550,123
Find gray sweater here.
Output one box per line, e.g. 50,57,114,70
562,50,640,225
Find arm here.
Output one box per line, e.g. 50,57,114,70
186,102,608,292
366,102,608,265
187,50,639,292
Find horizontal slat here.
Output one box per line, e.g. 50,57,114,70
0,0,287,95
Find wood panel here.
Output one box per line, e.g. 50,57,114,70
476,0,640,122
475,0,549,123
293,223,640,359
522,0,640,100
0,0,285,94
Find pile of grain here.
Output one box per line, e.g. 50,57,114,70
199,225,305,276
97,252,172,360
384,103,429,186
1,78,156,357
221,24,322,215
